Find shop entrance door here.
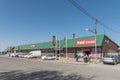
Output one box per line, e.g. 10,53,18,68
85,51,90,56
83,51,91,63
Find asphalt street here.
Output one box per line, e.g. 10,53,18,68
0,56,120,80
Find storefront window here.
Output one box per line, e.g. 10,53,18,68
68,48,76,53
92,48,101,53
97,48,101,53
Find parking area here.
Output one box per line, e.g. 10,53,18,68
0,56,90,80
3,54,120,66
1,55,120,80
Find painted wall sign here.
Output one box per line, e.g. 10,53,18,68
76,39,96,46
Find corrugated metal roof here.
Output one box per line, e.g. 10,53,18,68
13,34,105,51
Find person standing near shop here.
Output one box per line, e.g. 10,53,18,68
75,52,78,62
84,53,89,63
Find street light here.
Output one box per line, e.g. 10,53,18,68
86,28,97,55
86,19,98,62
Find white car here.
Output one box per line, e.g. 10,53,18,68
41,55,57,60
10,53,16,57
24,54,31,58
10,53,19,57
18,53,25,58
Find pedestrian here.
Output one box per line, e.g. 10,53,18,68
75,52,78,62
84,54,89,63
88,54,92,63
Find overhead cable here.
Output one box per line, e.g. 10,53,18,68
68,0,120,33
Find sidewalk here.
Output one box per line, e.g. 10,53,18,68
40,57,102,65
1,55,103,65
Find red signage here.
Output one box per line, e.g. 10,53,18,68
76,39,96,46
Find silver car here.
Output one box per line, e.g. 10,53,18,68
103,55,120,65
41,55,57,60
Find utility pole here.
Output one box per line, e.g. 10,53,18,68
59,40,61,60
64,36,68,60
94,19,98,63
66,36,68,60
86,18,98,63
95,19,98,55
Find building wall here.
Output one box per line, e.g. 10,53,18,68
102,37,118,56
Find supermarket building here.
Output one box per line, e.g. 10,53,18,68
7,34,119,58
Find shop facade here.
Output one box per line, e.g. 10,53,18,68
7,34,119,59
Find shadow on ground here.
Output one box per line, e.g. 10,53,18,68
0,70,94,80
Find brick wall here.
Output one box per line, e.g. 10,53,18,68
102,37,118,55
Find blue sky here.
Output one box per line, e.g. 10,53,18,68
0,0,120,51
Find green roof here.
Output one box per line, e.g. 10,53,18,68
13,34,105,51
66,34,104,48
14,41,55,51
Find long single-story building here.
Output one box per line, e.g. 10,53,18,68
7,34,119,58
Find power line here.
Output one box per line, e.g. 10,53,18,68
98,21,120,33
68,0,120,33
68,0,96,20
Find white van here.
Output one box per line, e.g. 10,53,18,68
24,50,41,58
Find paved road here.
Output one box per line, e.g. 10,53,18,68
0,56,120,80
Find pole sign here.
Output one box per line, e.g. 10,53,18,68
76,39,96,46
52,36,56,46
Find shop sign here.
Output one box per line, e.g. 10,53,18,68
76,39,96,46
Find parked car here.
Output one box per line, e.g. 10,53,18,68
10,53,16,57
18,52,25,58
10,53,19,57
41,55,57,60
103,55,120,65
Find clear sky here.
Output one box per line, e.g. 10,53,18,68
0,0,120,51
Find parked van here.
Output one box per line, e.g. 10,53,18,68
24,50,41,58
